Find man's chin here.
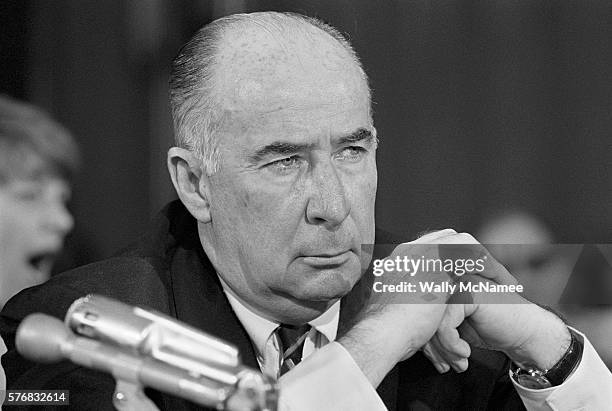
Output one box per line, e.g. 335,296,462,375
273,292,341,325
290,271,357,302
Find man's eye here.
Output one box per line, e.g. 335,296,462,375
335,146,366,162
267,156,302,173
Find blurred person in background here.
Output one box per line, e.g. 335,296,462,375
476,210,571,305
559,244,612,368
477,209,612,368
0,94,80,390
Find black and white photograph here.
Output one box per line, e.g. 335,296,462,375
1,1,612,409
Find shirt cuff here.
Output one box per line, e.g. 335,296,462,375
512,328,612,410
278,342,387,411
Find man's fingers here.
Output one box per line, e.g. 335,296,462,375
436,233,519,286
422,342,451,373
457,320,488,349
436,232,479,245
437,325,471,358
431,305,471,372
478,257,520,286
430,334,470,373
403,231,519,287
398,230,519,288
407,229,458,244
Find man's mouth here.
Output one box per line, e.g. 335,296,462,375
300,251,352,268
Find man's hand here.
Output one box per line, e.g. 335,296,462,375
339,229,572,388
428,286,570,373
337,229,464,386
422,233,571,376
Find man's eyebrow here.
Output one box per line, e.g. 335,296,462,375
248,128,375,163
249,142,313,163
336,128,375,145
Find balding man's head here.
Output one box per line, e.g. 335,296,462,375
169,11,370,175
167,12,377,323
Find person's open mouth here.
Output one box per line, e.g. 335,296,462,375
26,252,57,276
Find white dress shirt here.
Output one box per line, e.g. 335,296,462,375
223,288,340,378
221,283,612,410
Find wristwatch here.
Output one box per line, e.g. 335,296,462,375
511,327,584,389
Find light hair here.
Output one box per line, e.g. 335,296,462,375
169,11,370,175
0,94,80,184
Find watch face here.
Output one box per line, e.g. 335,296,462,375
516,374,553,389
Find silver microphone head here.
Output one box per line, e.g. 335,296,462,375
16,313,69,363
65,294,241,384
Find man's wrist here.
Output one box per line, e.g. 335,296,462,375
508,307,571,371
512,327,584,388
337,321,411,388
337,332,394,387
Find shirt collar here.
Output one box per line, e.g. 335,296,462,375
220,281,340,358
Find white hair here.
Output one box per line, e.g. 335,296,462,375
169,11,370,175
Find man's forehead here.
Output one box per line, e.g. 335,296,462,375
216,102,369,161
229,77,362,113
216,21,347,71
218,84,371,148
214,23,368,112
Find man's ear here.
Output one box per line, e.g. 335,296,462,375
167,147,212,223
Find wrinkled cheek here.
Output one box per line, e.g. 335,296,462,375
235,192,294,252
368,162,378,199
356,173,377,210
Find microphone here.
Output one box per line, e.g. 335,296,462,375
16,296,278,411
17,314,233,407
65,295,240,385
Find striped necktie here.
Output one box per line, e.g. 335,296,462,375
277,324,311,375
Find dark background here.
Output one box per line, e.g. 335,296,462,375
2,0,611,264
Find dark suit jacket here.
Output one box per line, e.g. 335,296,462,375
0,201,524,410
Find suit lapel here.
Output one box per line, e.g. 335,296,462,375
170,246,259,369
164,205,259,370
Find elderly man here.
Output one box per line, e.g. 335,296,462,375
1,12,610,410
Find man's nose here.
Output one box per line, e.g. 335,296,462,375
42,201,74,236
305,160,350,227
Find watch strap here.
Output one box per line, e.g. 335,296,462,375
545,327,583,386
512,327,584,388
